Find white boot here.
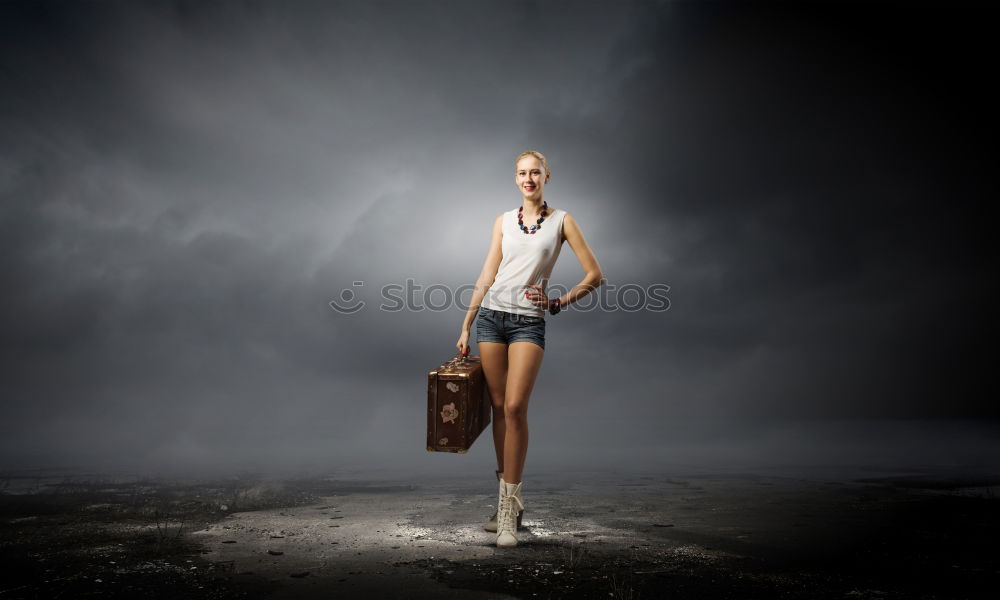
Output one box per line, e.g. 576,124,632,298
485,471,524,532
495,479,524,548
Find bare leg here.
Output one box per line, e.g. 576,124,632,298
478,341,509,472
502,341,545,485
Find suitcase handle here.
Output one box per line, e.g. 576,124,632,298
447,347,471,366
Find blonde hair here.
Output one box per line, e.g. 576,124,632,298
515,150,551,177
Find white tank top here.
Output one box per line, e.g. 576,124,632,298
481,207,567,317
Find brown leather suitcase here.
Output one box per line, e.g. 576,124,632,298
427,352,492,453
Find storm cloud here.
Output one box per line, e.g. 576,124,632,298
1,0,995,474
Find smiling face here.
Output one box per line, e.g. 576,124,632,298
515,155,550,201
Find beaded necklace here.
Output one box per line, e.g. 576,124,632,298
517,201,549,234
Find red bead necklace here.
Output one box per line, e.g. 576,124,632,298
517,201,549,234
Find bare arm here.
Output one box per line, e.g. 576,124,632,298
460,214,504,334
555,213,605,307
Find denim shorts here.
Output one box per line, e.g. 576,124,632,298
475,306,546,350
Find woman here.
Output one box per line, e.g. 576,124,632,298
456,150,604,548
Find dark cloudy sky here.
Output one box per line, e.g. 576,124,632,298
1,0,996,475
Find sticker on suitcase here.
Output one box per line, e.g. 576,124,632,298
440,402,458,424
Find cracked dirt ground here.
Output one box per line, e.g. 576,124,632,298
2,467,998,598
